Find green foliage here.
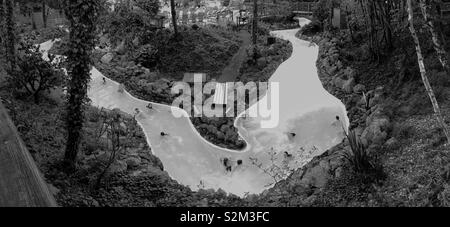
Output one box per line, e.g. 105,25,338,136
343,130,384,183
299,20,322,36
135,0,160,16
344,130,373,174
313,0,332,28
64,0,100,170
7,35,64,103
99,0,160,45
135,27,240,79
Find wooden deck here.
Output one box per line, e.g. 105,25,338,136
0,101,56,207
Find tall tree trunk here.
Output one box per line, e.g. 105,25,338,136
64,0,99,171
252,0,258,60
30,10,37,30
42,1,47,28
170,0,178,37
252,0,258,45
5,0,15,71
0,0,4,57
407,0,450,144
420,0,450,76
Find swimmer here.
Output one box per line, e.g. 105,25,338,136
102,77,106,84
160,132,169,136
147,103,153,110
284,151,293,158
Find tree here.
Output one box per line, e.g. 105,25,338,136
407,0,450,144
0,0,4,57
8,37,63,103
42,1,49,28
170,0,178,37
64,0,100,171
135,0,159,16
419,0,450,76
5,0,15,71
252,0,258,46
251,0,258,60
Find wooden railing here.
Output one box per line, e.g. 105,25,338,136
0,101,56,207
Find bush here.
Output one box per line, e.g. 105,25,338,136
343,130,384,183
299,20,322,36
8,37,64,103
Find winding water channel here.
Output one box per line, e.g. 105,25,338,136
40,22,348,196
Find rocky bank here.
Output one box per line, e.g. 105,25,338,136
253,32,395,206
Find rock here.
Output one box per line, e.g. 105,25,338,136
301,164,330,188
132,37,140,46
101,53,114,64
327,65,338,75
361,116,390,146
343,67,356,79
92,199,100,207
109,160,127,173
257,57,267,68
353,84,366,93
342,78,355,93
334,167,343,178
384,137,400,150
336,60,343,70
333,77,345,88
115,40,126,55
125,156,141,169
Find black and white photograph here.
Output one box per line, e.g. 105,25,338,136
1,0,450,215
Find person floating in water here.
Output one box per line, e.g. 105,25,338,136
284,151,293,158
290,133,296,137
102,77,106,84
147,103,153,110
222,158,232,172
160,132,169,136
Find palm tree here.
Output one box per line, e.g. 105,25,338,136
64,0,99,170
407,0,450,144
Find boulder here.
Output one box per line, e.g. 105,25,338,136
327,65,338,75
384,137,400,150
301,164,330,188
353,84,366,93
125,156,141,169
361,116,390,146
101,53,114,64
343,67,356,79
115,40,126,55
333,77,345,89
257,57,267,68
342,77,355,93
132,37,140,46
109,160,127,173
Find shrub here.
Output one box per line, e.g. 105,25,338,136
8,37,64,103
299,20,322,36
342,130,384,183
